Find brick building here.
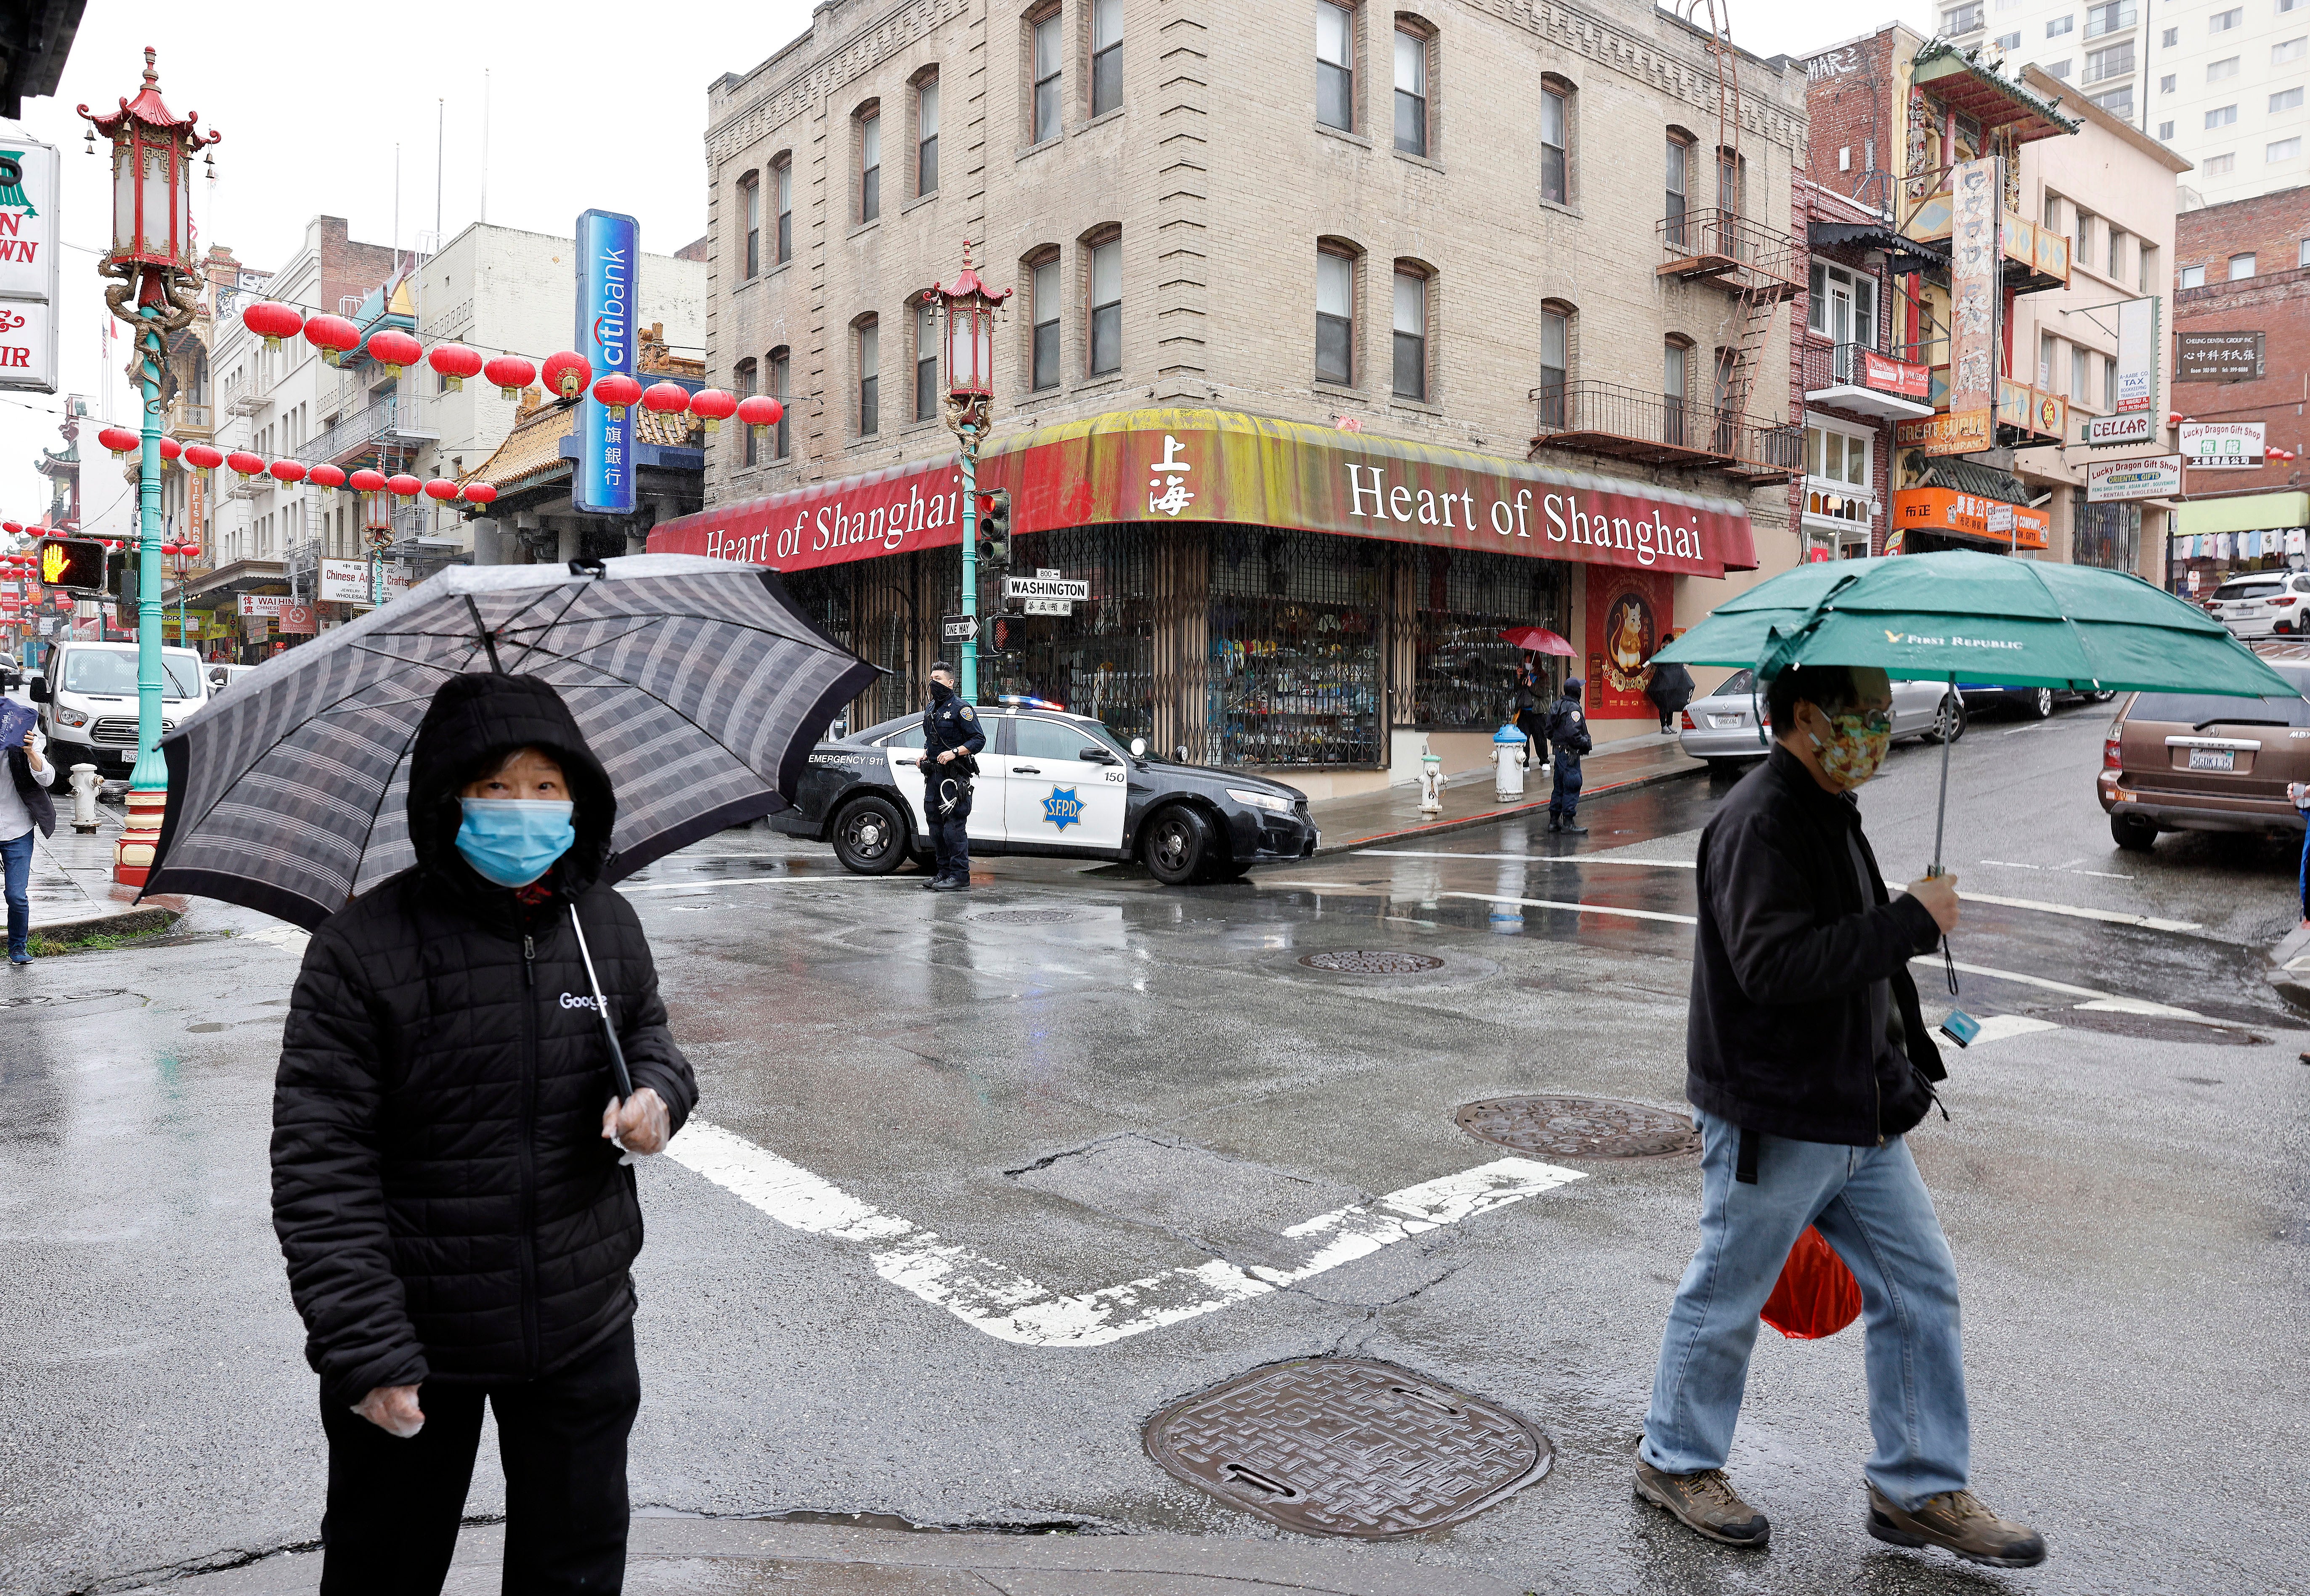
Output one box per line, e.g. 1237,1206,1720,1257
2169,183,2310,583
657,0,1813,792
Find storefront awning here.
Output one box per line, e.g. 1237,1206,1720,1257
650,407,1758,579
2173,492,2310,538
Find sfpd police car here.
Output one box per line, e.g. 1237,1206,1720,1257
774,698,1320,884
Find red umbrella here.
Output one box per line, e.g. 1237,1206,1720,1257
1500,626,1574,656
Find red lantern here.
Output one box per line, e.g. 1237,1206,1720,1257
158,437,182,462
428,342,484,392
688,388,736,433
308,464,347,496
269,459,308,486
366,329,423,376
483,355,536,400
0,521,17,534
305,314,361,366
736,395,783,440
160,542,180,556
541,351,592,400
386,473,422,497
592,373,642,419
97,427,138,455
225,450,264,479
180,544,200,560
423,477,460,502
641,382,691,422
184,443,223,472
243,301,304,351
347,468,387,495
461,481,499,507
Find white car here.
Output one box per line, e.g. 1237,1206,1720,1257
2204,571,2310,640
29,639,211,783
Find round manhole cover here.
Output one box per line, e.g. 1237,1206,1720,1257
2045,1008,2266,1047
1145,1357,1551,1538
1456,1095,1702,1159
975,909,1082,925
1298,949,1446,975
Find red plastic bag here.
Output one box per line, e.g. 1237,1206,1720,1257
1760,1225,1862,1339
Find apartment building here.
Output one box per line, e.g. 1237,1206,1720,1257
1939,0,2307,205
665,0,1812,787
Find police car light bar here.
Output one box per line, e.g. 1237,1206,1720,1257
996,694,1068,711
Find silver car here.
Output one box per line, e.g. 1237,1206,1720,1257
1678,668,1967,771
2204,571,2310,641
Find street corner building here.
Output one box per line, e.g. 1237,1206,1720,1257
657,0,1822,792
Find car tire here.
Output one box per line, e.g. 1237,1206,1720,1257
1923,692,1968,745
2091,689,2116,703
831,795,910,875
1141,804,1212,885
2111,813,2158,852
2028,686,2055,719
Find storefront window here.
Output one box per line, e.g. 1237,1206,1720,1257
2072,499,2140,572
1410,547,1562,729
994,525,1159,752
1209,527,1384,766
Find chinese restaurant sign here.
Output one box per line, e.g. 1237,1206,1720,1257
650,409,1757,579
1891,488,2048,551
1943,157,2000,459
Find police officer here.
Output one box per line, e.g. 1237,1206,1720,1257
1546,677,1593,835
917,661,985,891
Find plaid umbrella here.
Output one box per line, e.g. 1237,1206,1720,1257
143,554,877,929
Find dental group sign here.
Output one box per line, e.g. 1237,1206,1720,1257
574,209,637,516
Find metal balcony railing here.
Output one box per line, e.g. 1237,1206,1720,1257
2081,53,2135,85
2085,3,2136,39
1530,380,1800,482
298,395,438,467
1800,340,1934,394
1657,207,1808,298
168,400,213,435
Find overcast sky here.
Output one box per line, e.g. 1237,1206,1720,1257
0,0,1927,533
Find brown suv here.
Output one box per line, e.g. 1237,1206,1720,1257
2098,648,2310,850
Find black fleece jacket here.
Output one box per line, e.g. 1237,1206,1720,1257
1686,745,1946,1146
271,672,697,1406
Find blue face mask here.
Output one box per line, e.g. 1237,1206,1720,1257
455,798,576,888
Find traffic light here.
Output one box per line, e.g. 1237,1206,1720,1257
989,614,1027,655
977,490,1012,570
35,537,105,594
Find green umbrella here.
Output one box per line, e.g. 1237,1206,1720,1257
1653,551,2298,870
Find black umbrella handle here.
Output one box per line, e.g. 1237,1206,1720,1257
567,907,638,1166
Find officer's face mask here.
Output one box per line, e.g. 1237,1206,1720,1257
455,798,576,888
930,677,955,703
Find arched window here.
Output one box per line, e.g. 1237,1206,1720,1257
914,295,942,422
856,103,883,223
1665,127,1696,246
737,171,761,278
1091,0,1124,117
1029,4,1064,143
1393,16,1435,156
768,347,791,459
1317,2,1357,133
854,315,881,436
771,155,793,265
1025,245,1062,391
1084,226,1122,376
913,69,940,197
1663,335,1693,445
1316,240,1361,387
734,357,759,467
1537,300,1574,428
1540,76,1575,205
1391,259,1432,400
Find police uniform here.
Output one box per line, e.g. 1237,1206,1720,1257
1546,683,1593,833
920,687,987,887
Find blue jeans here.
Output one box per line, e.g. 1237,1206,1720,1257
1641,1110,1970,1510
3,830,32,958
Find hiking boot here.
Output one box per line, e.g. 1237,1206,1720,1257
1559,820,1589,835
921,875,947,890
1546,817,1562,832
1634,1455,1769,1547
1867,1483,2046,1569
931,876,970,892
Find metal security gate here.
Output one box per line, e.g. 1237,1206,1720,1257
1207,527,1386,767
1000,524,1163,752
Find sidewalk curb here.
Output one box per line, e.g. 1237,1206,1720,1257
1314,758,1708,856
31,906,180,945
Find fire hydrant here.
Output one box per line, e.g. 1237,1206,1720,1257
69,763,102,834
1492,721,1530,802
1417,738,1445,817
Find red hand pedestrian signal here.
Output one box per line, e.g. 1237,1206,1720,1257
36,537,105,593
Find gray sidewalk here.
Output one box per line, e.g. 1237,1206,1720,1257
1306,732,1704,854
163,1517,1533,1596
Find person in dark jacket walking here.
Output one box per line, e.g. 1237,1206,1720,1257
1633,663,2045,1570
916,660,985,891
4,721,56,964
1545,678,1593,834
1644,635,1695,734
273,671,698,1596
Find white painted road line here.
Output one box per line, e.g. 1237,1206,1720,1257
666,1119,1586,1348
1918,958,2206,1019
1886,882,2201,934
1443,891,1700,926
1358,849,1698,867
619,875,902,893
1960,1014,2066,1045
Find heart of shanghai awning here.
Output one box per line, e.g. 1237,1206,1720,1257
650,406,1758,580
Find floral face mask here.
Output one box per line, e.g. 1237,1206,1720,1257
1809,705,1893,790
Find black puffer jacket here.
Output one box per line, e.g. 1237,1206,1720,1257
1686,746,1944,1146
272,672,696,1407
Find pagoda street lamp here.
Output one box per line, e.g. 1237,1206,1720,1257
926,245,1010,703
80,48,220,886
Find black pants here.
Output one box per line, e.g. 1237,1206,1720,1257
928,780,972,880
1550,756,1583,821
317,1322,639,1596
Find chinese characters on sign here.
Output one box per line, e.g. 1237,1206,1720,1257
574,207,639,516
1944,156,2000,456
2175,331,2264,383
2085,455,2184,502
1148,434,1195,517
2180,422,2264,469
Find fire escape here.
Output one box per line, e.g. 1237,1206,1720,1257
1530,0,1802,484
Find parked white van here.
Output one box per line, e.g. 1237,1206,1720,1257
29,640,210,782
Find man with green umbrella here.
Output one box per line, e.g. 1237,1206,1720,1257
1632,660,2047,1570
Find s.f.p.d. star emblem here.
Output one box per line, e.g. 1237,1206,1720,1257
1042,786,1084,831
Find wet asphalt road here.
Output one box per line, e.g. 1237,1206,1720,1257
4,696,2307,1596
